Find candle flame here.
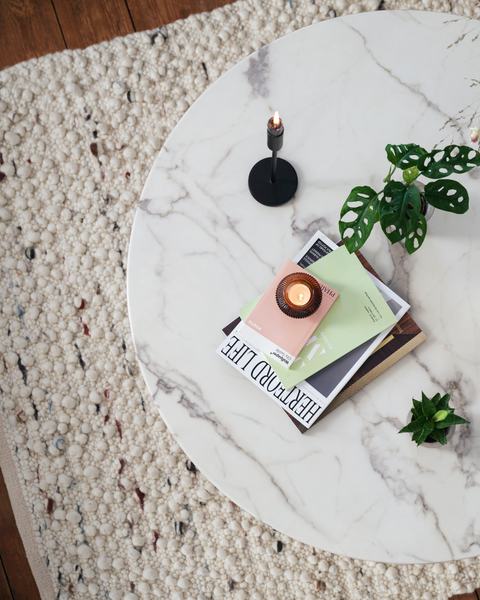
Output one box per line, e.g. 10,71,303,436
299,293,304,301
273,111,280,125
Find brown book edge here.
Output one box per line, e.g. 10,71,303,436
287,331,427,434
319,331,427,418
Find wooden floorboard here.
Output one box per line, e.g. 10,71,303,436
51,0,135,50
201,0,239,12
124,0,239,32
0,0,66,69
0,467,40,600
126,0,204,30
0,2,479,600
51,0,135,49
0,555,14,600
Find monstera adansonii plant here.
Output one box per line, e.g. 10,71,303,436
339,144,480,254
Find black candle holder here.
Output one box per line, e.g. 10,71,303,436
248,116,298,207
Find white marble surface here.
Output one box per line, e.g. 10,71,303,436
127,11,480,563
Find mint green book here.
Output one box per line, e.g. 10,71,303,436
239,245,398,390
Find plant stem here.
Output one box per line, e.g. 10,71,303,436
383,165,396,183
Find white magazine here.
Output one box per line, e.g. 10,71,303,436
216,231,409,429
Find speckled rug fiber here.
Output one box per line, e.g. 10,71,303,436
1,1,480,600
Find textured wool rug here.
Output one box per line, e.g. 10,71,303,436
1,1,480,600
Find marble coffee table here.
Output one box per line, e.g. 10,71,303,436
127,11,480,563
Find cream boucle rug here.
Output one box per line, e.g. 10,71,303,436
1,1,480,600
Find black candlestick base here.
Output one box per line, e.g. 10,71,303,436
248,157,298,207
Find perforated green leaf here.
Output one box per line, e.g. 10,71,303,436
403,166,420,184
404,213,427,255
424,179,469,214
418,145,480,179
339,186,380,253
386,144,428,169
379,182,421,244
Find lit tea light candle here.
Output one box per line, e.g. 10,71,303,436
276,272,322,319
267,111,284,138
286,283,311,306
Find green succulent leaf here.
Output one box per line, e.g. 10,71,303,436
379,182,421,244
412,430,422,443
417,422,435,445
431,393,442,407
404,213,427,255
436,394,451,411
418,145,480,179
412,399,423,419
424,179,469,214
432,409,450,423
339,186,381,253
399,415,427,434
429,428,447,445
435,413,470,428
403,166,420,185
421,393,437,420
386,144,428,169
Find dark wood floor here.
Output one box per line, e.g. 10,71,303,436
0,1,479,599
0,0,234,69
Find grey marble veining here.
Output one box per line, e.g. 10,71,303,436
128,11,480,563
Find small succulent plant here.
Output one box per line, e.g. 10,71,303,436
399,392,470,445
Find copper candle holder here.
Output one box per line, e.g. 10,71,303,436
275,272,322,319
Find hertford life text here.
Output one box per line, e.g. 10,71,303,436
220,335,322,426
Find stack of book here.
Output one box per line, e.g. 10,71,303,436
216,231,426,433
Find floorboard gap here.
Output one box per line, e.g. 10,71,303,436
49,0,68,49
123,0,137,31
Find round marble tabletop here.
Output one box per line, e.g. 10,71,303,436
127,11,480,563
